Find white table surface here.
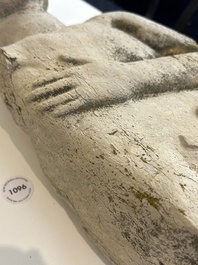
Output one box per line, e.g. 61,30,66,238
0,1,112,265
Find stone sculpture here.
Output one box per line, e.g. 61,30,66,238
0,1,198,264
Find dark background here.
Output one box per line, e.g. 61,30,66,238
84,0,198,41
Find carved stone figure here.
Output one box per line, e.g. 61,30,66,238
0,1,198,265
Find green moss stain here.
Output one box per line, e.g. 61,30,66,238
112,149,117,155
179,183,186,191
133,190,161,210
178,208,186,215
131,203,137,210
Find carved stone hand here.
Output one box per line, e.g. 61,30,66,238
0,3,198,265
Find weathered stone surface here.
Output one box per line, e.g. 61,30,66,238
0,0,48,17
0,3,198,265
0,0,64,47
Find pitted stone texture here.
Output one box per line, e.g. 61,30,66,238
0,0,48,18
0,10,198,265
0,0,63,47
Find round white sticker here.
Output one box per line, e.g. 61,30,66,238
2,177,33,204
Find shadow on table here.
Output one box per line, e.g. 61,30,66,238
0,246,47,265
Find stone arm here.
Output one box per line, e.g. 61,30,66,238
0,3,198,265
0,4,198,118
24,12,198,117
25,52,198,117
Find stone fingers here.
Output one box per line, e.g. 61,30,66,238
51,99,83,117
35,90,78,113
26,75,82,115
26,77,77,102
